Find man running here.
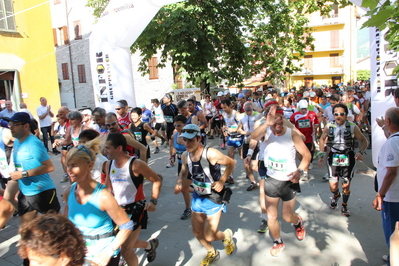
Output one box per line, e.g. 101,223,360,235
318,103,368,216
174,124,235,266
104,132,162,265
251,105,310,257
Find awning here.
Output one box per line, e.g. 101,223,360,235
245,81,269,87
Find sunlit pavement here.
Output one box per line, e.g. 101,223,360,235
0,137,385,266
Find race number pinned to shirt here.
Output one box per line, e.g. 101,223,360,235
298,119,311,128
332,154,349,167
192,179,212,195
134,132,142,141
267,157,288,172
164,116,173,123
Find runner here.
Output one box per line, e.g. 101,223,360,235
318,103,368,216
174,124,236,266
63,139,132,266
104,132,162,265
237,101,262,191
171,115,192,220
251,105,310,257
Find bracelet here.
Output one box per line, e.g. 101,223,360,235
376,193,385,198
358,150,365,155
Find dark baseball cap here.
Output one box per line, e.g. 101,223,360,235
2,112,31,123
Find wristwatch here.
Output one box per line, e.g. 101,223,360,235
21,170,29,178
150,199,158,205
297,169,304,175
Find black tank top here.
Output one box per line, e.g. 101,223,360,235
130,122,148,146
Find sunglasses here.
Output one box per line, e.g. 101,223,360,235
174,124,184,127
182,129,199,134
115,108,121,111
334,112,346,117
76,144,93,161
9,122,26,127
105,121,118,127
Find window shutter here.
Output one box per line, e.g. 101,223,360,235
63,25,69,44
53,28,58,46
330,53,339,67
74,20,82,40
0,1,5,29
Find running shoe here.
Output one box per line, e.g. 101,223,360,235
60,174,69,183
322,173,330,181
294,215,306,241
270,240,285,257
257,219,268,233
330,193,341,209
221,143,226,150
208,135,214,139
161,138,165,145
309,163,313,170
246,182,259,191
222,229,235,255
225,176,234,185
154,147,160,154
166,163,173,168
145,238,159,262
180,209,191,220
382,255,388,262
200,249,220,266
341,205,351,217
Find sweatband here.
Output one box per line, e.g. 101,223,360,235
119,220,133,230
247,149,254,156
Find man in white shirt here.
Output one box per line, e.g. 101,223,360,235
36,97,59,155
373,107,399,266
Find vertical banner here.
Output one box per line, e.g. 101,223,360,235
90,0,182,111
369,27,399,166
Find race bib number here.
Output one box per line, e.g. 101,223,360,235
192,179,212,195
164,116,173,123
332,154,349,166
176,151,183,160
14,162,23,172
267,157,287,172
228,125,238,130
298,119,311,128
134,132,142,141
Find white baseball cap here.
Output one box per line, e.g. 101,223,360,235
81,109,92,116
224,90,230,95
217,91,224,97
309,91,316,97
298,100,308,109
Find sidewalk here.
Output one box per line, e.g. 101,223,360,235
0,137,385,266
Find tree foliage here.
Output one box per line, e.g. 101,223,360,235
361,0,399,74
87,0,351,88
357,69,370,80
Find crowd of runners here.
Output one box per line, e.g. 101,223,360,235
1,81,398,266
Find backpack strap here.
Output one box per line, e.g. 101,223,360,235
128,157,142,189
200,146,215,183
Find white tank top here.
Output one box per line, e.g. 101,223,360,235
223,110,238,131
263,127,297,181
109,157,140,205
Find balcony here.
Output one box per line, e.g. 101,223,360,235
292,67,344,76
307,14,345,27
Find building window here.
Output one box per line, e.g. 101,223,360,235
57,26,69,45
330,30,339,49
330,53,339,67
148,57,159,80
54,0,61,4
0,0,16,31
304,55,313,71
62,63,69,80
77,65,86,83
73,20,82,40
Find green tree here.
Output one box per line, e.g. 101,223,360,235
87,0,350,90
361,0,399,74
357,69,370,80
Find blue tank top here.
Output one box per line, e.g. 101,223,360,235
173,132,186,164
68,182,114,236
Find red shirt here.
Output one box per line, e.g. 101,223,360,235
290,111,319,143
117,113,132,130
